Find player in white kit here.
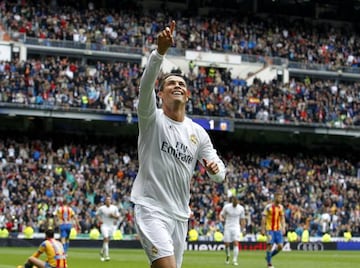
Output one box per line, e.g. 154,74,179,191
130,20,226,268
96,196,120,261
220,196,246,266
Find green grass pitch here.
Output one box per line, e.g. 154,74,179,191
0,247,358,268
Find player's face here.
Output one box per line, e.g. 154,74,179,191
274,193,282,204
105,197,111,206
158,76,188,105
231,196,238,206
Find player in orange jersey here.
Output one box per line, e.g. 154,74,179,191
56,199,79,254
261,191,286,268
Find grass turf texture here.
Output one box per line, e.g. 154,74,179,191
1,247,358,268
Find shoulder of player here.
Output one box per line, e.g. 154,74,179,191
188,118,211,142
264,203,273,210
189,117,206,132
41,239,51,247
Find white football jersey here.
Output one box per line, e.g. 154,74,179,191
220,203,245,229
96,204,119,226
130,50,226,221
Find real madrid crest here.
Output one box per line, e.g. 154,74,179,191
190,134,198,145
151,245,158,256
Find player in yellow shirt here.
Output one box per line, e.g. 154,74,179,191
261,191,285,268
22,228,67,268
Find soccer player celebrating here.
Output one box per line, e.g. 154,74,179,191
96,196,120,262
56,199,80,255
261,191,286,268
22,228,67,268
130,20,226,268
220,196,246,266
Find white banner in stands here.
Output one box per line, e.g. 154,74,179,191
0,43,11,61
185,50,241,64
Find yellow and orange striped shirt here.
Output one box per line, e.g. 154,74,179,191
57,205,75,224
33,238,67,268
262,203,284,231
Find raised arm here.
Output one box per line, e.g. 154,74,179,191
137,21,176,120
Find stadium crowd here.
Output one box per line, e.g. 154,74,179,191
2,0,360,69
0,136,359,240
0,56,359,128
0,2,359,127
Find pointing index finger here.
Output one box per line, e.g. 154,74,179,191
170,20,176,34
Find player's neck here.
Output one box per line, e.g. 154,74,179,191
163,108,185,122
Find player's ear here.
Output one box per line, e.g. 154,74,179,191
157,91,163,106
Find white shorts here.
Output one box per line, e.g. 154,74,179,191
101,224,116,239
223,227,241,243
134,204,188,268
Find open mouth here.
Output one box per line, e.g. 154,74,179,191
172,90,184,96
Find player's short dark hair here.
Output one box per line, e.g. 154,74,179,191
45,228,54,238
158,73,186,91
